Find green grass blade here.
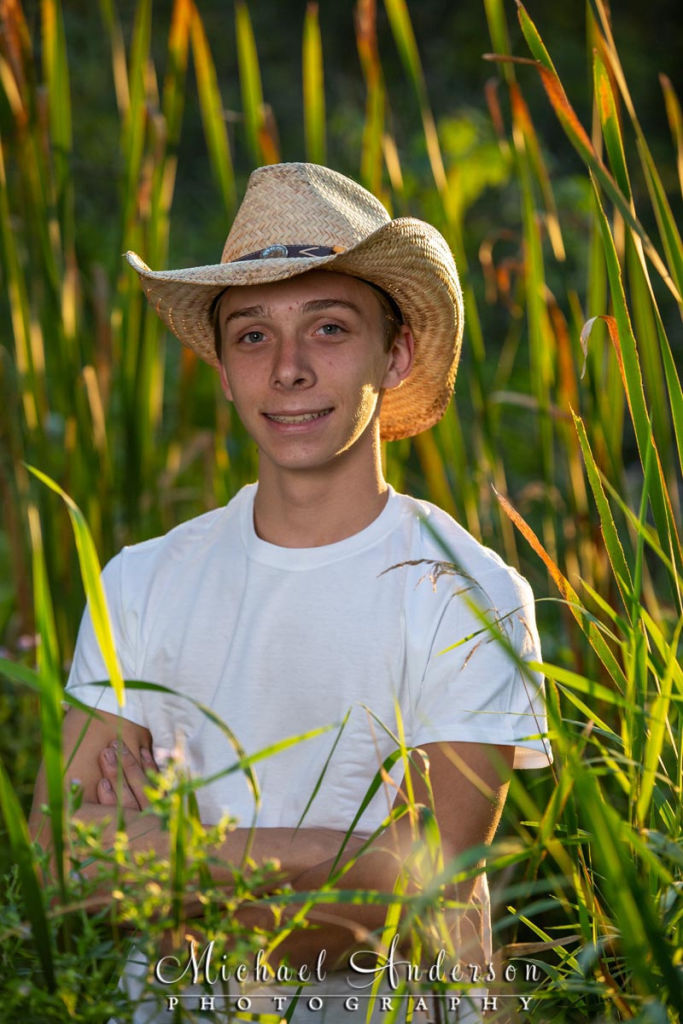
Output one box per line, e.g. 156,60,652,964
659,73,683,194
120,0,151,242
573,766,683,1008
190,6,236,215
302,2,326,165
235,0,277,164
508,4,681,304
495,489,631,693
655,317,683,476
593,49,631,200
571,410,633,614
383,0,447,194
482,0,512,70
515,1,557,74
591,187,682,585
635,619,680,827
0,760,55,990
41,0,72,241
355,0,386,195
26,504,66,895
590,0,683,296
637,138,683,300
294,709,349,830
162,0,193,145
535,661,634,712
27,466,125,706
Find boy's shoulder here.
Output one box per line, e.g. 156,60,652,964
398,491,525,576
104,484,253,581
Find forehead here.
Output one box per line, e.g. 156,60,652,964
216,270,382,317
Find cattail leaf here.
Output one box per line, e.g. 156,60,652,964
190,5,236,215
234,0,262,159
383,0,446,194
302,3,326,165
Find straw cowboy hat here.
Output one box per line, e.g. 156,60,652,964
126,162,463,440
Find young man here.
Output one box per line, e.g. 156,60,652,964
31,163,551,1021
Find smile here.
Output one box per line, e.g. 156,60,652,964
264,409,333,424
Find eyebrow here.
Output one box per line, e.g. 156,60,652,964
224,304,266,324
301,298,363,316
223,298,363,324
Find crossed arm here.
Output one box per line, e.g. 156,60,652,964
29,706,513,966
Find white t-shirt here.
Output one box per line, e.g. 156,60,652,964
66,484,551,1022
67,484,550,836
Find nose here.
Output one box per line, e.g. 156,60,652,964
270,333,315,390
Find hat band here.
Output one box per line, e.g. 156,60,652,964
233,243,345,262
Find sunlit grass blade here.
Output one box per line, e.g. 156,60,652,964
590,186,683,588
26,504,65,894
235,0,279,164
120,0,151,243
659,73,683,195
482,0,512,77
41,0,72,223
27,467,125,706
625,241,679,494
534,661,633,712
355,0,386,194
190,5,236,216
571,411,633,614
383,0,447,195
99,0,130,117
494,487,630,693
294,709,349,830
0,138,45,439
572,765,683,1009
510,76,565,260
590,0,683,297
302,2,325,165
502,3,681,304
636,619,680,828
638,141,683,302
593,49,630,200
163,0,193,144
598,472,682,590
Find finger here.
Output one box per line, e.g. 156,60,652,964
110,740,152,810
99,746,141,809
139,745,159,773
96,776,131,807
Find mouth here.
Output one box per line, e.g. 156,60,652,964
264,408,333,424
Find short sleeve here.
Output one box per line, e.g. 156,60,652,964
410,569,552,769
64,552,147,728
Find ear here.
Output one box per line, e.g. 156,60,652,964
218,361,233,402
382,325,415,391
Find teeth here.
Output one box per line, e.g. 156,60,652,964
267,409,331,423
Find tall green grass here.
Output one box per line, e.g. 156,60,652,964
0,0,681,1020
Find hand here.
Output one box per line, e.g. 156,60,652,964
73,741,168,869
96,739,158,810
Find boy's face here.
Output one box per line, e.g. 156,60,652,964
216,270,413,477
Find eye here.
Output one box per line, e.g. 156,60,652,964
317,323,344,336
239,330,266,345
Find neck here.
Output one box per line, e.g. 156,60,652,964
253,443,388,548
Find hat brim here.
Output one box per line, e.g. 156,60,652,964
126,217,463,440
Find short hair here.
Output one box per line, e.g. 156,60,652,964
211,278,403,361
